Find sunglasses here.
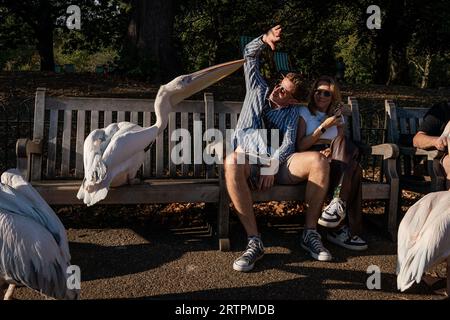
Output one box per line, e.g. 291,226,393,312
275,83,294,99
314,89,332,98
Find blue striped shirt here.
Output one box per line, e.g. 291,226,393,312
233,35,302,165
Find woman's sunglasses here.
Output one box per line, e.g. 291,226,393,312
314,89,332,98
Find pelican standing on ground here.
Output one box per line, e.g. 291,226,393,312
397,191,450,296
77,59,245,206
0,169,78,300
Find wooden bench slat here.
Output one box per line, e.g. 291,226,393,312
205,94,214,178
156,122,164,177
168,112,176,177
61,110,72,176
75,110,85,178
193,113,202,177
131,111,139,124
399,117,408,134
91,110,99,131
143,112,152,177
33,179,220,204
181,112,189,176
46,97,205,113
104,111,113,127
46,110,58,177
409,118,417,134
117,111,126,123
230,113,238,129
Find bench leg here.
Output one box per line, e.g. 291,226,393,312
386,159,399,242
218,187,230,252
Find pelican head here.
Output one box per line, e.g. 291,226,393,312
161,59,245,106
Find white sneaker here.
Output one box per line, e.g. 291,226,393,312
327,225,368,251
318,198,346,228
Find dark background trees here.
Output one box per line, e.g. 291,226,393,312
0,0,449,87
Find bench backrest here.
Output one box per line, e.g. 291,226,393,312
32,88,361,181
32,88,218,181
215,96,362,143
384,100,430,146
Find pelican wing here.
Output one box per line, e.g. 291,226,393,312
1,169,70,262
0,211,78,299
397,192,450,291
397,192,448,273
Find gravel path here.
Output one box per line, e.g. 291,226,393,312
11,214,447,301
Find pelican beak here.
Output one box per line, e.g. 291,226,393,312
170,59,245,105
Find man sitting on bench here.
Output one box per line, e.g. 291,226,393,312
413,101,450,189
225,25,333,273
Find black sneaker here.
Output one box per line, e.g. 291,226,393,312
327,225,368,251
233,236,265,272
318,198,346,228
301,229,332,261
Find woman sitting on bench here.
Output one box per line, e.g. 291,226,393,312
296,75,368,251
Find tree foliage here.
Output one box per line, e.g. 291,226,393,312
0,0,449,87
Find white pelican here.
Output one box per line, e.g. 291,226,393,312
397,191,450,296
77,59,245,206
0,169,78,300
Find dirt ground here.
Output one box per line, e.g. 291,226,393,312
9,207,448,301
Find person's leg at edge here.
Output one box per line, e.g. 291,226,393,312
281,152,332,261
224,149,264,272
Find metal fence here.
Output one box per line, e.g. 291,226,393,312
0,92,34,172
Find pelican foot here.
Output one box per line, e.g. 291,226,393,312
4,284,15,300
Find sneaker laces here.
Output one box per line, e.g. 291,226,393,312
304,230,327,253
241,238,263,262
324,198,345,217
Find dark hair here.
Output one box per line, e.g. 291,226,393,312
307,75,342,116
284,72,308,101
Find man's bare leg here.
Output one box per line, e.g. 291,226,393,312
224,151,258,236
285,152,330,228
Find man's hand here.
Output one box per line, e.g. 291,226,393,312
262,25,282,51
258,174,275,191
435,135,448,151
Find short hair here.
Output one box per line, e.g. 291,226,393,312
307,75,342,115
284,72,308,102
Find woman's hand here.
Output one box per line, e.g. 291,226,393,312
320,148,332,158
321,115,344,129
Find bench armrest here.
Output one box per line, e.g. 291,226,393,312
357,142,399,160
399,146,443,160
16,138,43,181
16,138,42,157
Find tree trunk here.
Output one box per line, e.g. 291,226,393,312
388,43,410,85
36,0,55,71
421,53,432,89
35,25,55,72
124,0,179,82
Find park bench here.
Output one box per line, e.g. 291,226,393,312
217,97,400,246
385,100,446,193
16,88,228,246
16,89,400,252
